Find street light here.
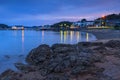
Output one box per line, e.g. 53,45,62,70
102,15,105,19
101,15,106,27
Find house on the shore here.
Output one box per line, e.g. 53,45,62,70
94,20,104,27
73,21,94,27
39,25,51,30
106,20,120,27
12,25,24,30
94,19,120,27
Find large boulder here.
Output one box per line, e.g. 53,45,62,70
24,42,111,79
104,40,120,48
25,43,98,76
78,42,103,48
51,44,77,54
77,42,103,53
26,44,52,66
44,73,69,80
78,42,92,48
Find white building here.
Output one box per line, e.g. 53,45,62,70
12,26,24,30
73,21,94,27
12,26,17,30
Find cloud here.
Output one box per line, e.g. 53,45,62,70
9,14,93,21
0,0,120,25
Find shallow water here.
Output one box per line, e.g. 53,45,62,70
0,30,97,73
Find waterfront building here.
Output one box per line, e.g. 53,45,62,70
106,20,120,27
12,26,24,30
73,21,94,27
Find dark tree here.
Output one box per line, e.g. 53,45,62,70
96,13,120,20
81,19,87,22
51,21,73,30
114,25,120,30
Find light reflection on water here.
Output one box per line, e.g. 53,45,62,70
22,30,24,54
86,33,89,41
0,30,96,56
59,30,94,43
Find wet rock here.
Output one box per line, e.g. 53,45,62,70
78,52,93,64
78,42,92,47
26,44,52,66
44,73,69,80
0,69,20,80
44,56,70,73
93,46,107,51
14,63,38,73
0,69,14,80
71,66,86,75
104,40,120,48
78,42,103,48
93,46,108,55
97,74,116,80
114,50,120,58
40,69,50,76
77,42,91,52
93,53,105,62
51,44,77,54
25,43,104,77
91,42,103,46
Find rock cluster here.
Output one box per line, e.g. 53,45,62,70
104,40,120,48
1,40,120,80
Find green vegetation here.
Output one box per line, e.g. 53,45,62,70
51,21,72,30
81,19,87,22
105,14,120,20
114,25,120,30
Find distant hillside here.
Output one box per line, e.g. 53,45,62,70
97,13,120,20
0,24,9,29
51,21,73,30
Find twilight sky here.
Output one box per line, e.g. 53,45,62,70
0,0,120,26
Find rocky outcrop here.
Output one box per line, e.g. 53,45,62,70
26,44,52,66
104,40,120,48
14,63,39,73
1,40,120,80
25,42,104,79
26,43,102,76
0,69,22,80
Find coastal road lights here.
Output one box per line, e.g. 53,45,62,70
101,15,106,27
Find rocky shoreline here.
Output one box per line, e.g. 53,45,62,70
0,40,120,80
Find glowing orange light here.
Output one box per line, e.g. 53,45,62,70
102,15,105,19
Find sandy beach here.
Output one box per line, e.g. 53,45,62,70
85,29,120,40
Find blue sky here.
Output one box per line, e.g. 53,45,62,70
0,0,120,26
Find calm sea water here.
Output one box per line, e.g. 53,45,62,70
0,30,96,73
